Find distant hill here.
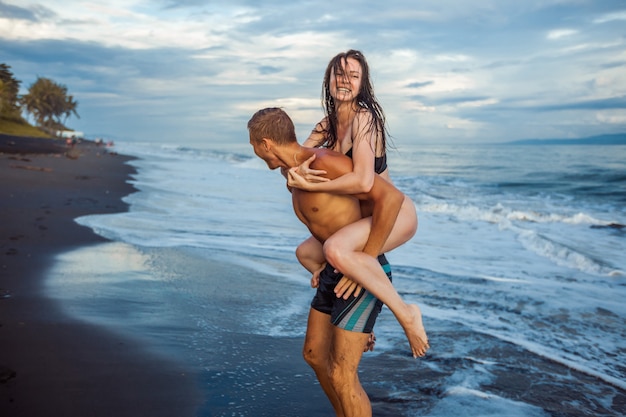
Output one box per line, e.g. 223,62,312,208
508,133,626,145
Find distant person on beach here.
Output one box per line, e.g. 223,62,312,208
248,107,428,417
286,49,422,350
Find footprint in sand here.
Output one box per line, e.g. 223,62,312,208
0,366,17,383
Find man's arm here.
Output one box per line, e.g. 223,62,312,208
359,178,405,258
334,177,404,300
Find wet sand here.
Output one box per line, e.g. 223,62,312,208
0,135,203,416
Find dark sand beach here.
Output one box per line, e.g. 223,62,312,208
0,135,202,416
0,134,346,417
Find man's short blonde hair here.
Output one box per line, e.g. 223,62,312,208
247,107,297,145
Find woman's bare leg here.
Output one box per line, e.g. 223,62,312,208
296,236,326,288
323,197,429,357
296,236,325,273
297,236,377,352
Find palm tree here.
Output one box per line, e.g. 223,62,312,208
0,63,22,119
62,94,80,125
21,77,79,130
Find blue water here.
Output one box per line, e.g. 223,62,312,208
49,141,626,416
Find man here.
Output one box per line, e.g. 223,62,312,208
247,108,427,417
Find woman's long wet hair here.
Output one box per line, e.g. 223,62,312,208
316,49,389,154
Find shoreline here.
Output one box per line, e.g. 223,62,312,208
0,135,203,416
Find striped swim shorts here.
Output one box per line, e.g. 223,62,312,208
310,254,392,333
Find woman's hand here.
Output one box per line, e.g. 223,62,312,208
287,154,329,190
334,276,362,299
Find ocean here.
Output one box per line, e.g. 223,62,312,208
47,140,626,416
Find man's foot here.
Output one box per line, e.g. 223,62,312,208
402,304,429,358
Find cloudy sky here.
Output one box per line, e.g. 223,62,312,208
1,0,625,146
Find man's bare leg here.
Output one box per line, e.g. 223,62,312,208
303,308,344,417
329,327,371,417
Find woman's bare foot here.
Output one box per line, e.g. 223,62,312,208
402,304,429,358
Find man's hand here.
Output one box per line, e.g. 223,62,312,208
334,276,362,299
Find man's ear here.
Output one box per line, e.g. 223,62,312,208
261,137,272,151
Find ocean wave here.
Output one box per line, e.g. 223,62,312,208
413,201,622,276
417,202,617,227
418,304,626,393
516,229,623,276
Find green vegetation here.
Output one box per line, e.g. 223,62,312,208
0,63,79,138
0,64,21,118
21,77,79,132
0,117,52,137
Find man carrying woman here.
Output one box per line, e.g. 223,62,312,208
248,50,429,416
288,50,428,357
248,106,427,417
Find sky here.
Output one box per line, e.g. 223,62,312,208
1,0,626,146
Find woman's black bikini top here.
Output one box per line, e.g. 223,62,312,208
345,148,388,174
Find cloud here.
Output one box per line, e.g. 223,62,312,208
547,29,578,40
593,10,626,24
0,1,55,21
532,96,626,111
406,81,434,89
1,0,625,144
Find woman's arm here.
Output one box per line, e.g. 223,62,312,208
288,111,378,194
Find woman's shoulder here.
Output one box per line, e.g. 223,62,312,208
351,108,380,142
351,108,385,155
352,108,375,129
355,106,374,117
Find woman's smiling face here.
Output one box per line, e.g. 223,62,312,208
330,57,362,103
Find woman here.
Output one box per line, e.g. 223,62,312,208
287,50,429,358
